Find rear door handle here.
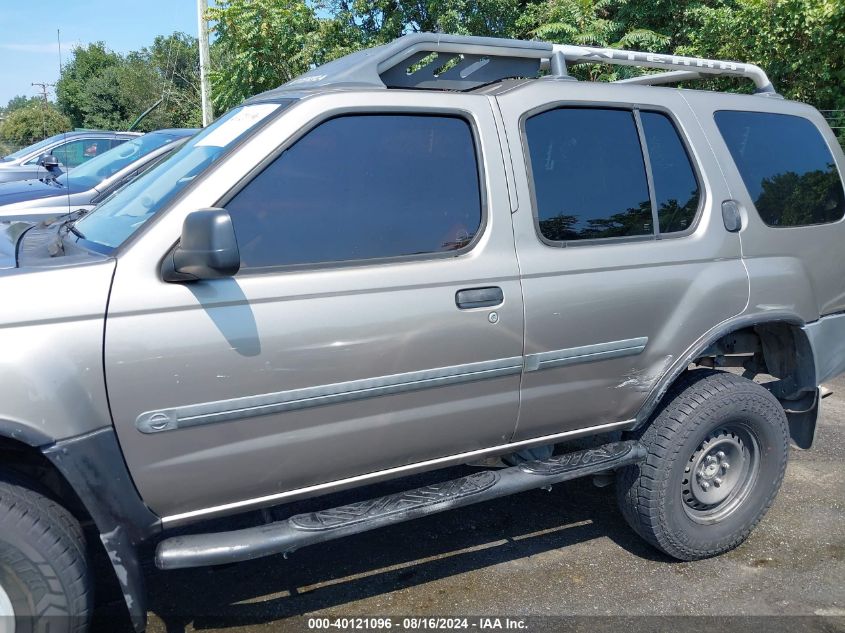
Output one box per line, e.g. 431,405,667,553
456,286,504,309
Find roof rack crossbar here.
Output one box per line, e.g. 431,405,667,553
614,70,705,86
276,33,776,96
553,45,776,94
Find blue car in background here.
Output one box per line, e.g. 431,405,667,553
0,129,197,221
0,130,140,184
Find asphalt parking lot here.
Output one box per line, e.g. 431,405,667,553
95,376,845,632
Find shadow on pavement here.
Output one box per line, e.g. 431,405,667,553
90,468,671,632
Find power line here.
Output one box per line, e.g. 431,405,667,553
31,82,55,138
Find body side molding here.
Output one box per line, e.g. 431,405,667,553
138,337,649,434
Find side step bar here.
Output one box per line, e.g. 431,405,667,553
156,440,646,570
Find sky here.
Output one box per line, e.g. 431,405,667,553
0,0,202,106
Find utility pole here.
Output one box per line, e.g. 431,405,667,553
31,82,54,138
197,0,213,127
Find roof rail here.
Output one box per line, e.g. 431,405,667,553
275,33,776,96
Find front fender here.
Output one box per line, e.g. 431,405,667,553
0,261,116,440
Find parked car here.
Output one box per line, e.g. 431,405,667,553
0,129,197,221
0,129,139,184
0,33,843,633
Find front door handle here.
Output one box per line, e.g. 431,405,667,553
456,286,504,309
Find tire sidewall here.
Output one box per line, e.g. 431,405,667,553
660,387,788,554
0,540,66,633
0,489,81,633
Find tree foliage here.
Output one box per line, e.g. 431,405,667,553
55,43,122,127
680,0,845,111
206,0,333,112
0,104,72,146
13,0,841,136
55,34,202,132
1,95,42,116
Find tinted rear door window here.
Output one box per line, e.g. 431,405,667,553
715,111,845,227
641,112,700,234
226,114,482,269
525,108,653,242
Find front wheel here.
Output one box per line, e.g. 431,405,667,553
0,472,92,633
616,369,790,560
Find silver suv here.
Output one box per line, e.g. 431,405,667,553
0,34,843,633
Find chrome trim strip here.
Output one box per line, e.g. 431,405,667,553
137,356,524,434
161,418,636,525
524,337,648,372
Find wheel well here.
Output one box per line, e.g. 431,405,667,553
0,436,93,528
687,320,820,449
693,321,816,400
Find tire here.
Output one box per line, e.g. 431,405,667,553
0,471,92,633
616,369,789,561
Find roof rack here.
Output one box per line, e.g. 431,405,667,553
278,33,777,96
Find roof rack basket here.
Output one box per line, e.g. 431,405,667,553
283,33,777,96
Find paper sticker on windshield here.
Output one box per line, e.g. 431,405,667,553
195,103,280,148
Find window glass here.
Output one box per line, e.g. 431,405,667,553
76,102,287,250
715,111,845,227
226,114,482,269
60,132,178,190
3,133,66,162
53,138,113,168
641,112,700,233
525,108,653,242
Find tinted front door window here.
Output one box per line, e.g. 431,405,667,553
226,114,482,269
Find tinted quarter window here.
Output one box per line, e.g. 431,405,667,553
525,108,653,242
715,111,845,227
226,114,482,269
641,112,700,233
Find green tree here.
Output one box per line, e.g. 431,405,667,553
0,104,71,146
679,0,845,109
330,0,524,45
515,0,670,81
207,0,335,112
145,32,203,128
80,57,165,130
55,34,202,131
2,95,42,115
56,42,122,127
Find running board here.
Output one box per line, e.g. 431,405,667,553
155,440,645,570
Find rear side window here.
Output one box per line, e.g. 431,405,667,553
641,112,700,234
715,111,845,227
525,107,700,243
525,108,652,241
226,114,482,269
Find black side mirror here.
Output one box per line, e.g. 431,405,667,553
162,208,240,282
38,154,61,171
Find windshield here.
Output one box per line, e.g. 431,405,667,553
59,132,180,191
75,103,286,250
2,133,67,162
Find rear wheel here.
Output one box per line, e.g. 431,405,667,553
616,369,789,560
0,472,92,633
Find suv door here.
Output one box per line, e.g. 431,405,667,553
497,81,749,440
105,93,524,521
